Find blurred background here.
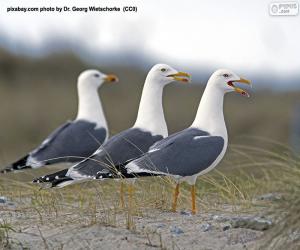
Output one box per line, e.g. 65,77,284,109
0,0,300,167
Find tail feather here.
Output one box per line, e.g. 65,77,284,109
0,155,31,173
32,160,160,188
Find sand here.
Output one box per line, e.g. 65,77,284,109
1,201,270,250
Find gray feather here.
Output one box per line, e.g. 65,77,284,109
29,120,107,165
69,128,163,178
127,128,224,176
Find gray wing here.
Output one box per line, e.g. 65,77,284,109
67,128,163,179
29,120,107,165
127,128,225,177
30,121,72,154
149,128,209,151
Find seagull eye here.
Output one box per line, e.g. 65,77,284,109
161,68,167,72
223,74,229,78
94,74,100,78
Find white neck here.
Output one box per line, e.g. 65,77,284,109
76,81,107,130
191,83,227,138
134,76,168,137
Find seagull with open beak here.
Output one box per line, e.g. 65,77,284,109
125,69,251,214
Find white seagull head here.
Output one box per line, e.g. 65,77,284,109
147,64,191,86
209,69,251,97
78,69,118,89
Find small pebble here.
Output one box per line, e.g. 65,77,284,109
200,223,212,232
212,215,229,222
223,224,231,231
230,216,273,231
156,223,166,229
180,211,192,216
256,193,282,201
170,226,184,235
0,196,7,204
289,231,300,241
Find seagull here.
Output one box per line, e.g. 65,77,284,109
33,64,191,188
1,69,118,173
81,69,250,213
124,69,251,214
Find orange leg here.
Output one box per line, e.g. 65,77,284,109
120,182,125,208
172,183,180,212
191,185,197,215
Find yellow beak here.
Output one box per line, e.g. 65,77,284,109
104,74,119,83
230,77,251,97
167,71,191,83
235,77,251,85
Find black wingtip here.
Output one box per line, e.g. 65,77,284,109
33,176,73,188
49,177,73,187
95,171,115,179
1,155,31,174
32,175,56,184
33,168,70,187
32,176,44,183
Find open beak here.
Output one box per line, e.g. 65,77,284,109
104,74,119,83
228,77,251,97
167,72,191,83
